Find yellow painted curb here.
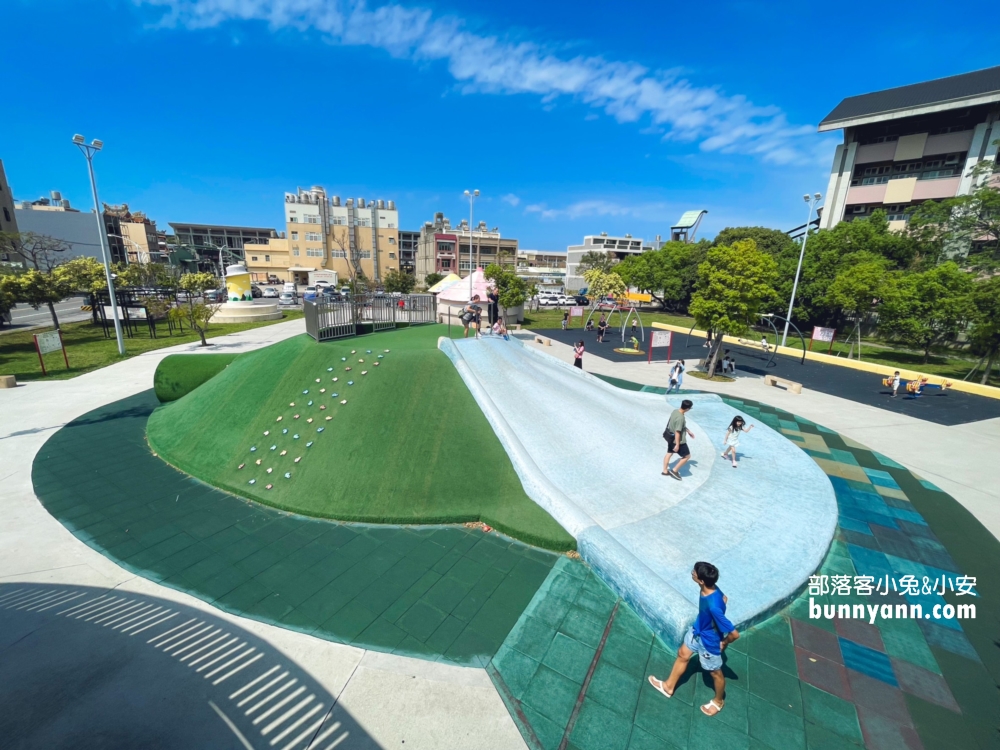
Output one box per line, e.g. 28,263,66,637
650,321,1000,401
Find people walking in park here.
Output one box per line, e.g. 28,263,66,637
562,311,569,330
631,319,637,336
666,360,685,394
461,296,483,339
597,315,608,343
662,399,694,480
704,330,713,348
487,287,500,327
891,371,901,397
760,336,771,353
721,416,754,468
648,561,739,717
573,340,585,369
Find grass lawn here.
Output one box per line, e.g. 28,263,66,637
522,307,695,330
147,324,575,551
0,310,303,382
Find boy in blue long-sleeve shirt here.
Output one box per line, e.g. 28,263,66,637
648,561,740,717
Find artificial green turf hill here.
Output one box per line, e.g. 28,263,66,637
154,353,240,402
147,325,575,551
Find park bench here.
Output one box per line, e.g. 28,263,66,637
763,374,802,394
535,336,552,346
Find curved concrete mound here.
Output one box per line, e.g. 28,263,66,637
439,336,837,645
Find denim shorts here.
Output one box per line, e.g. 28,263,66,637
684,628,723,672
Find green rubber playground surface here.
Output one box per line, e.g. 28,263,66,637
32,390,558,667
490,379,1000,750
147,325,574,551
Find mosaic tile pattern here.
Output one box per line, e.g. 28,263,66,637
491,388,1000,750
31,391,558,667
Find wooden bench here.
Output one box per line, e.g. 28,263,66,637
763,374,802,394
534,336,551,346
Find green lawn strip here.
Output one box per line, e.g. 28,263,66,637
522,309,694,331
0,310,304,382
147,324,575,551
154,353,241,402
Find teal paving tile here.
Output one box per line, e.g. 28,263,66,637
587,660,642,719
521,665,581,729
748,657,803,716
688,711,751,750
492,644,542,700
748,693,806,749
521,705,565,750
601,628,654,678
800,684,863,745
324,599,379,642
569,698,632,750
633,683,692,746
357,617,409,651
510,615,559,661
424,615,467,655
215,578,272,612
559,607,609,649
396,600,449,641
542,632,594,684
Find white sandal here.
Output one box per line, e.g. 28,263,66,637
647,676,673,699
701,699,724,716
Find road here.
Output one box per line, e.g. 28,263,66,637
4,297,90,331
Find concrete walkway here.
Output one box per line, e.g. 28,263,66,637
0,319,526,750
525,333,1000,542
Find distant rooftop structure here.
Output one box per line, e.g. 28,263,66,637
670,210,707,242
819,65,1000,131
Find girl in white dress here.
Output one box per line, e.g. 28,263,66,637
721,416,754,468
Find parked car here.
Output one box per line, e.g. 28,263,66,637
262,287,279,298
204,288,225,303
278,292,296,306
315,280,332,289
250,284,262,299
570,295,590,306
303,286,318,300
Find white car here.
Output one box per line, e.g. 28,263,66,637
262,287,279,298
278,292,296,306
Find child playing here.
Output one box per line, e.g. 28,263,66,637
586,319,594,332
631,319,637,335
573,340,585,369
597,315,608,343
562,311,569,331
721,416,753,468
492,319,510,340
648,561,739,717
891,371,901,397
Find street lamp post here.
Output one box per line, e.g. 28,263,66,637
463,189,479,301
781,192,822,347
73,134,125,356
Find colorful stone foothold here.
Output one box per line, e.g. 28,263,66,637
325,416,332,421
249,479,256,485
308,400,313,406
284,472,291,479
315,378,321,383
320,405,326,410
255,459,262,465
341,357,346,361
293,434,300,439
250,446,257,452
320,389,326,393
238,463,245,470
347,381,354,385
303,389,309,394
340,400,347,405
351,350,356,354
345,367,352,371
374,362,379,367
378,355,384,359
366,350,372,354
270,445,277,451
280,450,287,456
317,427,324,433
327,367,334,372
332,377,338,382
359,359,364,363
282,428,288,434
294,414,300,419
306,418,313,423
306,441,313,447
361,371,368,375
290,402,295,407
266,468,273,474
384,349,390,352
277,416,283,422
294,457,302,463
263,430,270,436
265,484,273,490
331,393,338,398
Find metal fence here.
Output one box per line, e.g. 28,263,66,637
304,293,436,342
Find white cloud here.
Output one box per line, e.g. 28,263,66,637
137,0,831,164
501,193,520,207
525,199,670,222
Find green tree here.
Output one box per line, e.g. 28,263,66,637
383,269,416,294
484,263,529,311
712,227,797,258
582,269,627,300
0,269,20,326
0,231,70,272
11,269,73,330
172,272,221,346
115,261,179,289
878,262,974,363
824,253,890,359
612,240,709,311
689,239,779,376
967,275,1000,384
53,257,107,293
424,272,446,288
577,250,617,276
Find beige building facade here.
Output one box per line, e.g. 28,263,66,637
284,187,400,284
0,159,19,264
245,238,293,284
414,212,518,285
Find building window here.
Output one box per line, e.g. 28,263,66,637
2,207,9,223
388,237,395,244
293,247,300,256
265,255,270,262
437,242,454,254
306,249,324,257
304,215,320,224
289,217,298,223
331,250,347,258
358,250,372,259
291,232,298,240
440,259,451,269
459,260,471,271
305,232,321,242
387,223,396,228
331,216,346,225
389,252,396,259
251,256,258,261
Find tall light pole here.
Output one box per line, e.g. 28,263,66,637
781,192,822,347
463,189,479,300
73,134,125,356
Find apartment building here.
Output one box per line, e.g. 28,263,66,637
414,212,517,285
819,65,1000,231
284,187,399,284
565,233,654,292
104,204,166,263
398,230,419,275
0,160,19,264
516,250,566,291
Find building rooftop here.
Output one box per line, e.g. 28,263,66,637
819,65,1000,131
168,222,277,232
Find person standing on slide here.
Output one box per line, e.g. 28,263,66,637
487,287,500,328
662,399,694,480
461,295,482,339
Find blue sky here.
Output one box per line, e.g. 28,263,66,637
3,0,996,250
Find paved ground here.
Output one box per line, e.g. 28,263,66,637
532,327,1000,427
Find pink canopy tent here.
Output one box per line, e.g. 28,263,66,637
436,268,493,303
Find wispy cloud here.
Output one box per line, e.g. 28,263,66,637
501,193,520,207
137,0,828,164
525,199,670,222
